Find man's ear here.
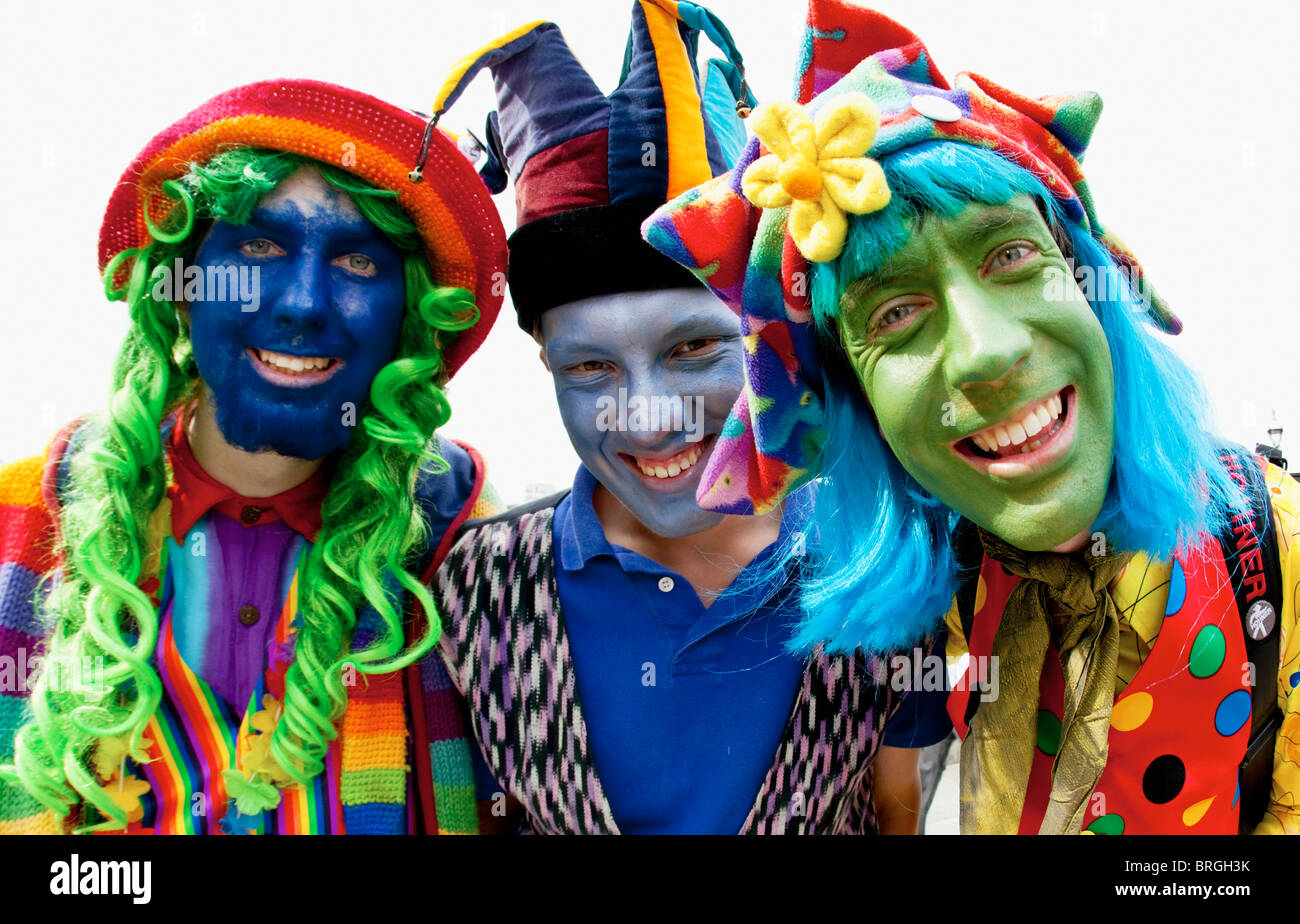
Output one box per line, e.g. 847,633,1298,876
531,319,550,372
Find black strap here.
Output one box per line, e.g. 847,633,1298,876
952,518,986,730
1212,450,1284,833
455,488,571,537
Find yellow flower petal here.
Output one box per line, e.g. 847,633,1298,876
750,100,818,164
93,733,153,781
789,191,849,263
741,154,793,209
821,156,891,215
107,774,150,824
814,92,881,159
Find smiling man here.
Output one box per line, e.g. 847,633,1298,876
0,80,507,834
647,0,1300,834
842,194,1117,550
426,1,949,834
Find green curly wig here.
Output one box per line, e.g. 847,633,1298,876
2,147,479,830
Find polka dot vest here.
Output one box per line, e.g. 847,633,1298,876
953,537,1253,834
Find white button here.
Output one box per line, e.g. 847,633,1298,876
658,576,675,593
911,94,962,123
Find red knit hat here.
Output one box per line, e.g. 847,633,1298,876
98,79,507,379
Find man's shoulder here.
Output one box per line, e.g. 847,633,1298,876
441,489,571,571
1264,461,1300,526
1264,461,1300,639
0,427,75,573
410,435,494,574
413,435,482,514
434,489,571,594
459,488,571,532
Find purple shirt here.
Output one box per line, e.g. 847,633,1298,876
167,514,305,709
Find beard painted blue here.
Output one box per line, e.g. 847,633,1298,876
187,167,407,460
540,288,743,539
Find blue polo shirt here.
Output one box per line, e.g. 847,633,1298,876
552,466,949,834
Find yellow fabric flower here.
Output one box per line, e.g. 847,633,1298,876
93,733,152,782
239,694,296,786
106,774,151,825
740,92,891,262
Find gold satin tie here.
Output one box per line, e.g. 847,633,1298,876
960,531,1132,835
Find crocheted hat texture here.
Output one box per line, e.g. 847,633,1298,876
430,0,755,330
98,79,507,379
643,0,1177,515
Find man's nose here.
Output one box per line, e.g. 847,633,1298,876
268,252,330,332
941,280,1033,390
620,368,685,445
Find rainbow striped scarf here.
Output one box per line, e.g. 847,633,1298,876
92,533,411,834
0,419,485,835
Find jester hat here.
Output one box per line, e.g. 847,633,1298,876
99,79,507,379
427,0,756,331
644,0,1178,516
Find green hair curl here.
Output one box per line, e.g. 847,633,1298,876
2,147,477,828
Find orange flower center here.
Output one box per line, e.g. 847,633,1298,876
778,159,823,200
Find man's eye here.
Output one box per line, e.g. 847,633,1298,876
568,360,610,375
985,242,1038,273
240,238,283,257
868,299,929,336
677,337,720,356
334,253,377,277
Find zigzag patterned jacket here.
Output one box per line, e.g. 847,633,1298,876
433,494,904,834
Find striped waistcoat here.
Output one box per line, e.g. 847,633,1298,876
434,499,900,834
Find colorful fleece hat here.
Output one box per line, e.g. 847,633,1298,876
644,0,1177,515
98,79,507,379
427,0,756,331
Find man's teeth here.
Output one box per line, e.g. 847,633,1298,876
634,443,705,479
970,392,1064,455
256,349,332,373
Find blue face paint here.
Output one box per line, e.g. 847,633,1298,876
187,166,407,460
541,289,743,538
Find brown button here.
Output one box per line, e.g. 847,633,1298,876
240,505,265,525
238,605,260,627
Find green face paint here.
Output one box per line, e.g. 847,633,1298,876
837,195,1115,551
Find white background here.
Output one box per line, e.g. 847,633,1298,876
2,0,1296,504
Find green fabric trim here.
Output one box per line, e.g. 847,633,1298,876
431,783,478,833
340,767,407,805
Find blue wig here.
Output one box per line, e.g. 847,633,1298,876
764,141,1245,655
